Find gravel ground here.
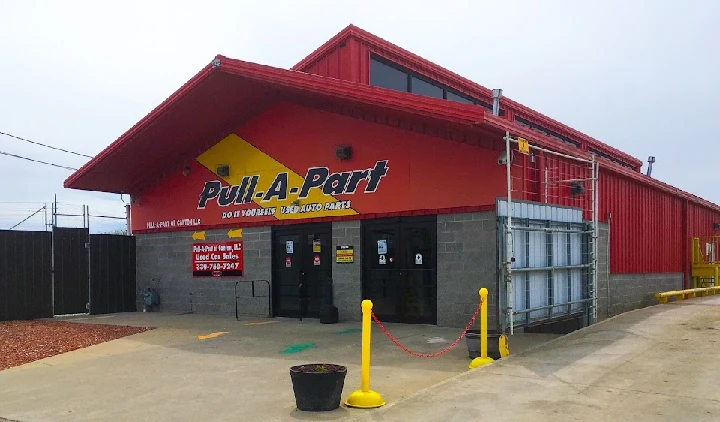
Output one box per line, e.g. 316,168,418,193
0,320,150,371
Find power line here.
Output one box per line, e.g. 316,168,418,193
0,131,93,158
0,150,77,171
8,206,46,230
90,214,126,220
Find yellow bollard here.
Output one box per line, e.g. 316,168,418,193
469,288,495,369
345,300,385,409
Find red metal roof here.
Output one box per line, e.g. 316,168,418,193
64,54,720,213
64,56,495,194
293,25,642,169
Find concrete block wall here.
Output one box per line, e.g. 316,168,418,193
331,221,362,322
437,211,498,329
605,273,682,317
136,227,271,316
596,222,682,320
596,223,611,321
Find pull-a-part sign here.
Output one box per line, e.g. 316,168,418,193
131,105,507,234
197,160,389,212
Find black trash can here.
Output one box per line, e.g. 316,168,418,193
320,305,339,324
465,330,502,359
319,278,339,324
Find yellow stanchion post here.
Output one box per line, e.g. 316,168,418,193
469,288,494,369
345,300,385,409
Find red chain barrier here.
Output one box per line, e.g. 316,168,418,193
370,299,482,358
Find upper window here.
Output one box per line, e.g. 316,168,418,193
446,90,474,104
370,59,408,92
369,55,503,114
515,116,581,147
411,76,443,99
589,148,632,168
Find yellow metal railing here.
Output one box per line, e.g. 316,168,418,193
692,236,720,265
655,287,720,304
691,236,720,288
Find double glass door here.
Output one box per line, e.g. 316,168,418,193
272,224,332,319
362,217,437,324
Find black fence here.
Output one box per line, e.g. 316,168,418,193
90,234,136,315
0,229,136,322
0,230,53,321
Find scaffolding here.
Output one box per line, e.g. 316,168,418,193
501,132,598,335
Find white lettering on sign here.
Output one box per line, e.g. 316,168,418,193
192,241,244,277
147,218,201,229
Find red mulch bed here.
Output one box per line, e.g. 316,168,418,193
0,320,150,371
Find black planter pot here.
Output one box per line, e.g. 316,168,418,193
290,364,347,411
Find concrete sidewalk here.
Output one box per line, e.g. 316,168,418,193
352,296,720,422
0,312,555,422
5,297,718,422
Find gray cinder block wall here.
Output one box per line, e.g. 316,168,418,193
331,221,362,322
596,223,611,321
134,212,682,326
135,226,271,316
436,211,498,329
595,222,682,321
606,273,682,317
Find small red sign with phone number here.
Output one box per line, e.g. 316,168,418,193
192,241,243,277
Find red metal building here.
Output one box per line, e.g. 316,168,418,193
66,25,720,329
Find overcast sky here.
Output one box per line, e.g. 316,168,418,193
1,0,718,232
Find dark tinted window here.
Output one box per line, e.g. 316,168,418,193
476,100,493,111
370,59,408,92
515,116,580,147
446,90,474,104
411,76,443,99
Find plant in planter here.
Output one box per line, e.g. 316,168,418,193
290,363,347,411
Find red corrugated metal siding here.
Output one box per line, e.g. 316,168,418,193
297,37,365,83
688,203,719,238
599,170,687,274
528,154,593,217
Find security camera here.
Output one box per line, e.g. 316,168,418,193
497,151,512,166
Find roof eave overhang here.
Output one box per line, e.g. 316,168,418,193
63,56,487,194
64,55,720,214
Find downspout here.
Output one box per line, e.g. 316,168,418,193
607,212,611,318
682,199,689,289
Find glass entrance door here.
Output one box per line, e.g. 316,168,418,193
362,216,437,324
272,224,332,319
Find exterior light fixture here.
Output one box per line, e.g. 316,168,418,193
217,165,230,177
335,145,352,161
182,166,191,177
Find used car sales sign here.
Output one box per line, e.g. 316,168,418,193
192,241,243,277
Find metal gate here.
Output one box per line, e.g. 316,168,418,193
1,226,135,321
52,227,90,315
498,200,592,331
